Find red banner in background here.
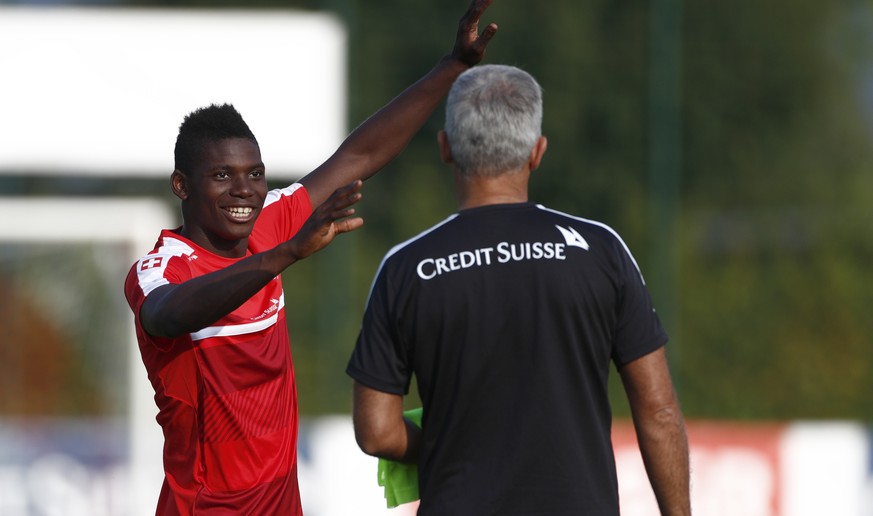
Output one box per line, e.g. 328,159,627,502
612,420,787,516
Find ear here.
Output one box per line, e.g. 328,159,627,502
528,136,548,171
171,170,189,201
437,130,454,164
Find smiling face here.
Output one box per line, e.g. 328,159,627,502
172,137,267,258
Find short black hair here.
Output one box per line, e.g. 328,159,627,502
173,103,258,174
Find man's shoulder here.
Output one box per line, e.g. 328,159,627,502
263,182,309,209
383,213,461,260
126,231,207,294
251,183,312,249
533,204,613,229
532,204,627,244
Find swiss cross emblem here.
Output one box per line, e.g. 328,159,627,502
140,256,164,270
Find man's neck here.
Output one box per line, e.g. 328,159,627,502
455,169,530,210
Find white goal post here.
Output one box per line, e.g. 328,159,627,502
1,197,174,516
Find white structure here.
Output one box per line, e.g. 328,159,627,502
1,197,173,516
0,7,346,179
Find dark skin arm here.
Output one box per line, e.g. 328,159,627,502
140,1,498,339
139,0,497,339
619,346,691,516
298,0,498,207
352,381,421,463
141,181,363,338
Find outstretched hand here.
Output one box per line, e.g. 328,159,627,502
287,180,364,261
451,0,499,67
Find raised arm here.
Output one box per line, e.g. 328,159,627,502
140,181,363,338
619,347,691,516
298,0,498,207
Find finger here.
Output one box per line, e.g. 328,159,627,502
475,22,498,50
334,216,364,235
328,206,357,221
319,187,362,215
335,181,364,204
462,0,493,27
338,179,363,195
323,179,362,203
325,191,362,213
339,191,363,207
454,0,496,63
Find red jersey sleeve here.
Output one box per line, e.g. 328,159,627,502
124,234,198,351
249,183,313,253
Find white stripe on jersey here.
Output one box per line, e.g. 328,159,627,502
263,183,304,209
534,204,647,284
135,236,196,296
190,293,286,341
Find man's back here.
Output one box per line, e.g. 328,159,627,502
348,202,667,515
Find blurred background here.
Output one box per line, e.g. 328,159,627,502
1,0,872,514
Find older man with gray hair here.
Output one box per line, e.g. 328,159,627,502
348,64,691,516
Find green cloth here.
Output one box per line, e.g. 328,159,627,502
377,407,423,508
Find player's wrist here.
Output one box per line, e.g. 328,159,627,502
262,242,302,274
439,54,474,74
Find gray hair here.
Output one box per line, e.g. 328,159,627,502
444,64,543,177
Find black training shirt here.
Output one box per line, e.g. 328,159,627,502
348,202,667,516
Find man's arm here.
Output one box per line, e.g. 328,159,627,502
298,0,498,207
352,381,421,463
140,181,363,338
619,346,691,516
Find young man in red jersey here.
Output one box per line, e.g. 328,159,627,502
123,2,497,514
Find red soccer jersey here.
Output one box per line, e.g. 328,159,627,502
124,184,312,515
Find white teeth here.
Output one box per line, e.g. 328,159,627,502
226,207,253,218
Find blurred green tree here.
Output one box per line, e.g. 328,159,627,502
102,0,873,420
